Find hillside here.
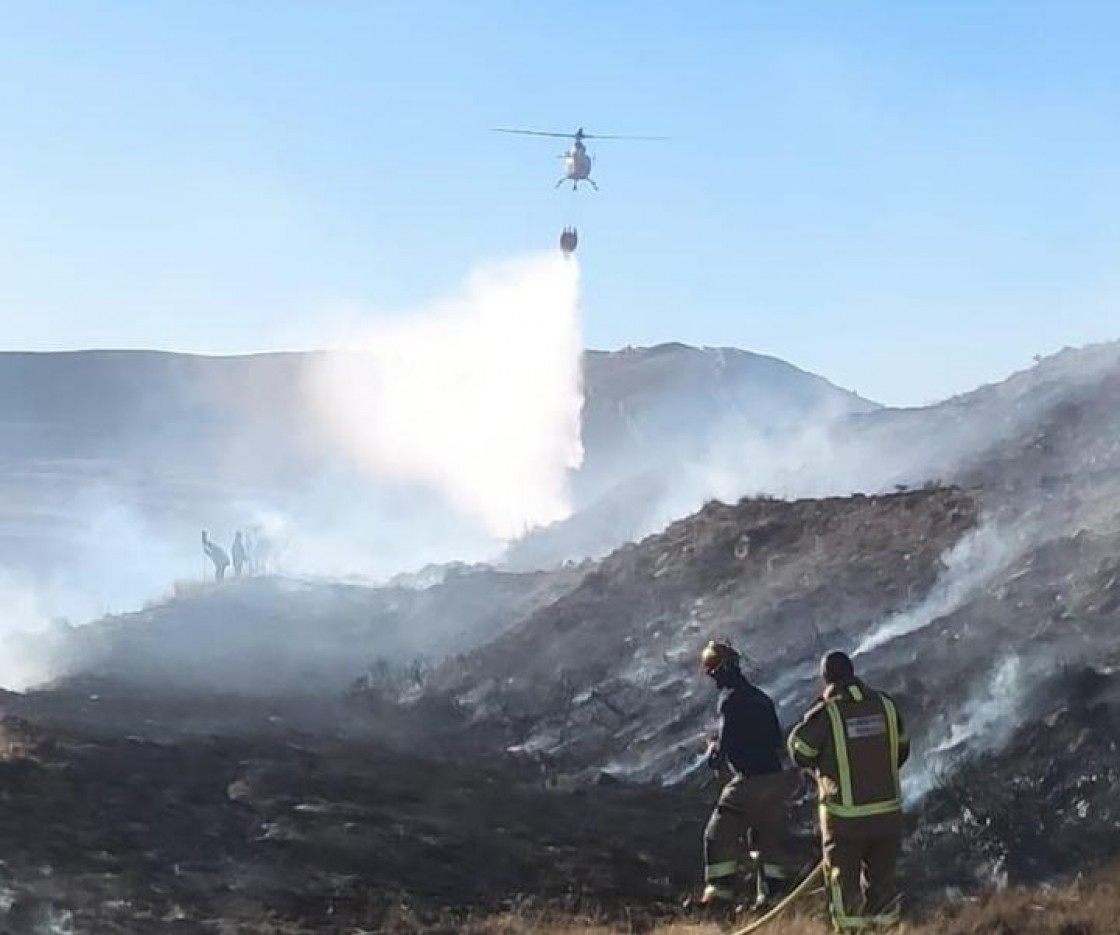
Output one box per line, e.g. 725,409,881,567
0,341,1118,930
511,341,1120,565
577,343,877,500
31,340,1120,727
436,488,978,779
39,565,582,696
0,345,875,468
0,345,874,603
400,342,1120,894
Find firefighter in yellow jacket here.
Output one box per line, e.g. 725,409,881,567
787,651,910,930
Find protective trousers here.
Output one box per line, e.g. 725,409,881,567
704,771,797,901
822,831,901,930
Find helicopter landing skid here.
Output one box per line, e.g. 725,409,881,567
556,178,598,191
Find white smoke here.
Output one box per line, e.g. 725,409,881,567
927,656,1025,760
854,521,1031,657
59,493,187,619
309,253,584,539
0,494,194,690
640,410,954,551
906,654,1030,803
0,569,67,690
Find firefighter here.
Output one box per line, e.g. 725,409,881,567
201,530,230,582
700,640,798,911
231,531,248,577
787,651,910,931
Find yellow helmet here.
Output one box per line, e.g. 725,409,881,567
701,640,740,675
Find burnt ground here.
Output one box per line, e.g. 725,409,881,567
910,664,1120,892
0,688,708,935
1,681,1114,935
0,520,1118,933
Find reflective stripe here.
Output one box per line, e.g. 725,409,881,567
826,860,902,930
704,860,740,881
828,878,845,921
869,906,902,926
822,799,901,820
882,695,901,799
847,684,864,702
790,735,820,759
827,869,870,930
824,703,854,806
834,917,873,930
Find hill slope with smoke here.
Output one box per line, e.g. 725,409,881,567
0,340,873,619
2,340,1120,931
15,341,1120,707
29,341,1120,738
409,339,1120,887
440,340,1120,706
512,341,1120,565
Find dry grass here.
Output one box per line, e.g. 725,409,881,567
410,871,1120,934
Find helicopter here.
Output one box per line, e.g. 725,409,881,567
491,126,665,191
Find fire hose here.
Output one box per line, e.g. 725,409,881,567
728,861,824,935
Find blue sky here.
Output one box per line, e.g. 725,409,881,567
1,2,1118,405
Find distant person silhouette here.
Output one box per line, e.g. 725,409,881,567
248,525,271,574
201,530,230,582
232,531,248,577
242,530,255,573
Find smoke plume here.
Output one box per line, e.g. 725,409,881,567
854,520,1031,657
0,569,63,690
906,653,1034,803
309,253,584,539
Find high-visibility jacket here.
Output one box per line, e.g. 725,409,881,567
787,679,910,837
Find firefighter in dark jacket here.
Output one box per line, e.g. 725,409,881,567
787,651,910,930
700,640,798,909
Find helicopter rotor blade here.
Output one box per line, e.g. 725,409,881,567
581,133,669,141
491,128,575,139
491,128,668,141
